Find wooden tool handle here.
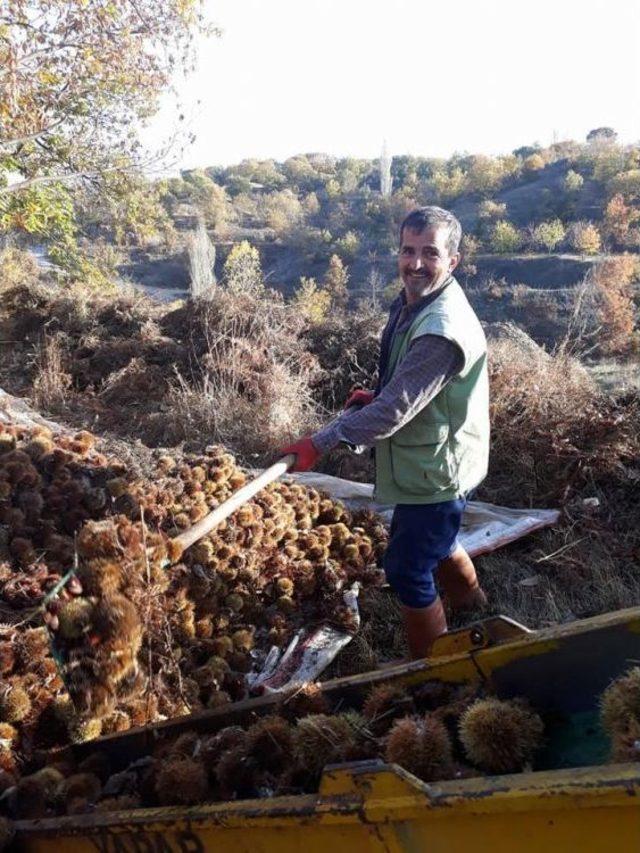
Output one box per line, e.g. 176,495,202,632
173,454,296,553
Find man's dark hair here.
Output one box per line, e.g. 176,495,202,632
399,206,462,255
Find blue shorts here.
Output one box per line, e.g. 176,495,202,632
383,499,466,608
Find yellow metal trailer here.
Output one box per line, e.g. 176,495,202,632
12,606,640,853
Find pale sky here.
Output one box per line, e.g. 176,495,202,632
146,0,640,170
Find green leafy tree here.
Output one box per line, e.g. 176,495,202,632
222,241,263,295
490,220,522,254
586,127,618,144
533,219,565,253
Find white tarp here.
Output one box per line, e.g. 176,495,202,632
288,471,560,557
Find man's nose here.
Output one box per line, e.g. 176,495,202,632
409,255,423,270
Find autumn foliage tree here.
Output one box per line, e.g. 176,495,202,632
0,0,210,271
591,256,638,355
322,254,349,310
602,194,635,248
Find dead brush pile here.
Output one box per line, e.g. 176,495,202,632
472,336,640,628
0,419,388,777
0,283,320,460
303,305,384,410
486,337,640,505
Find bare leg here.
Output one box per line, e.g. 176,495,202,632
401,597,448,660
437,545,487,610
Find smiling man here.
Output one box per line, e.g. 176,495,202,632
281,206,489,659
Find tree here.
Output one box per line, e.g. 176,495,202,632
564,170,584,193
187,218,216,298
1,0,209,271
586,127,618,144
1,1,208,196
261,189,303,234
182,171,235,234
523,153,545,174
533,219,565,253
490,221,522,254
93,173,175,248
379,140,393,198
478,200,507,221
222,241,263,295
465,155,505,196
322,254,349,310
334,230,360,261
608,170,640,203
602,194,634,247
292,277,330,324
591,256,638,354
568,221,601,255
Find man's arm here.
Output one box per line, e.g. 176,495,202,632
312,334,463,453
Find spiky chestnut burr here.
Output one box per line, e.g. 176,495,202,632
57,597,94,640
385,715,454,782
0,685,31,723
0,642,14,677
610,718,640,763
243,715,294,777
59,772,103,809
600,667,640,736
293,714,358,779
459,698,544,774
155,757,209,806
362,684,416,737
279,684,330,721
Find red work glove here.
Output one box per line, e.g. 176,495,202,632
279,436,320,472
344,389,374,410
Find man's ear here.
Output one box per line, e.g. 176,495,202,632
448,252,460,273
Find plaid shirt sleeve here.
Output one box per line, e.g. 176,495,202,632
312,334,463,453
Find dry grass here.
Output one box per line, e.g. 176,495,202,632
31,333,72,412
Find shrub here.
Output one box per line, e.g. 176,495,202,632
486,336,639,504
567,221,601,255
564,170,584,193
222,241,263,295
490,221,522,254
533,219,565,253
0,246,40,290
292,277,331,324
590,256,638,355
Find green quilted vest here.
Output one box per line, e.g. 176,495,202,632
375,279,489,505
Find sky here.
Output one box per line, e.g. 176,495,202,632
145,0,640,171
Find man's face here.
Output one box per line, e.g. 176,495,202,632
398,225,459,305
